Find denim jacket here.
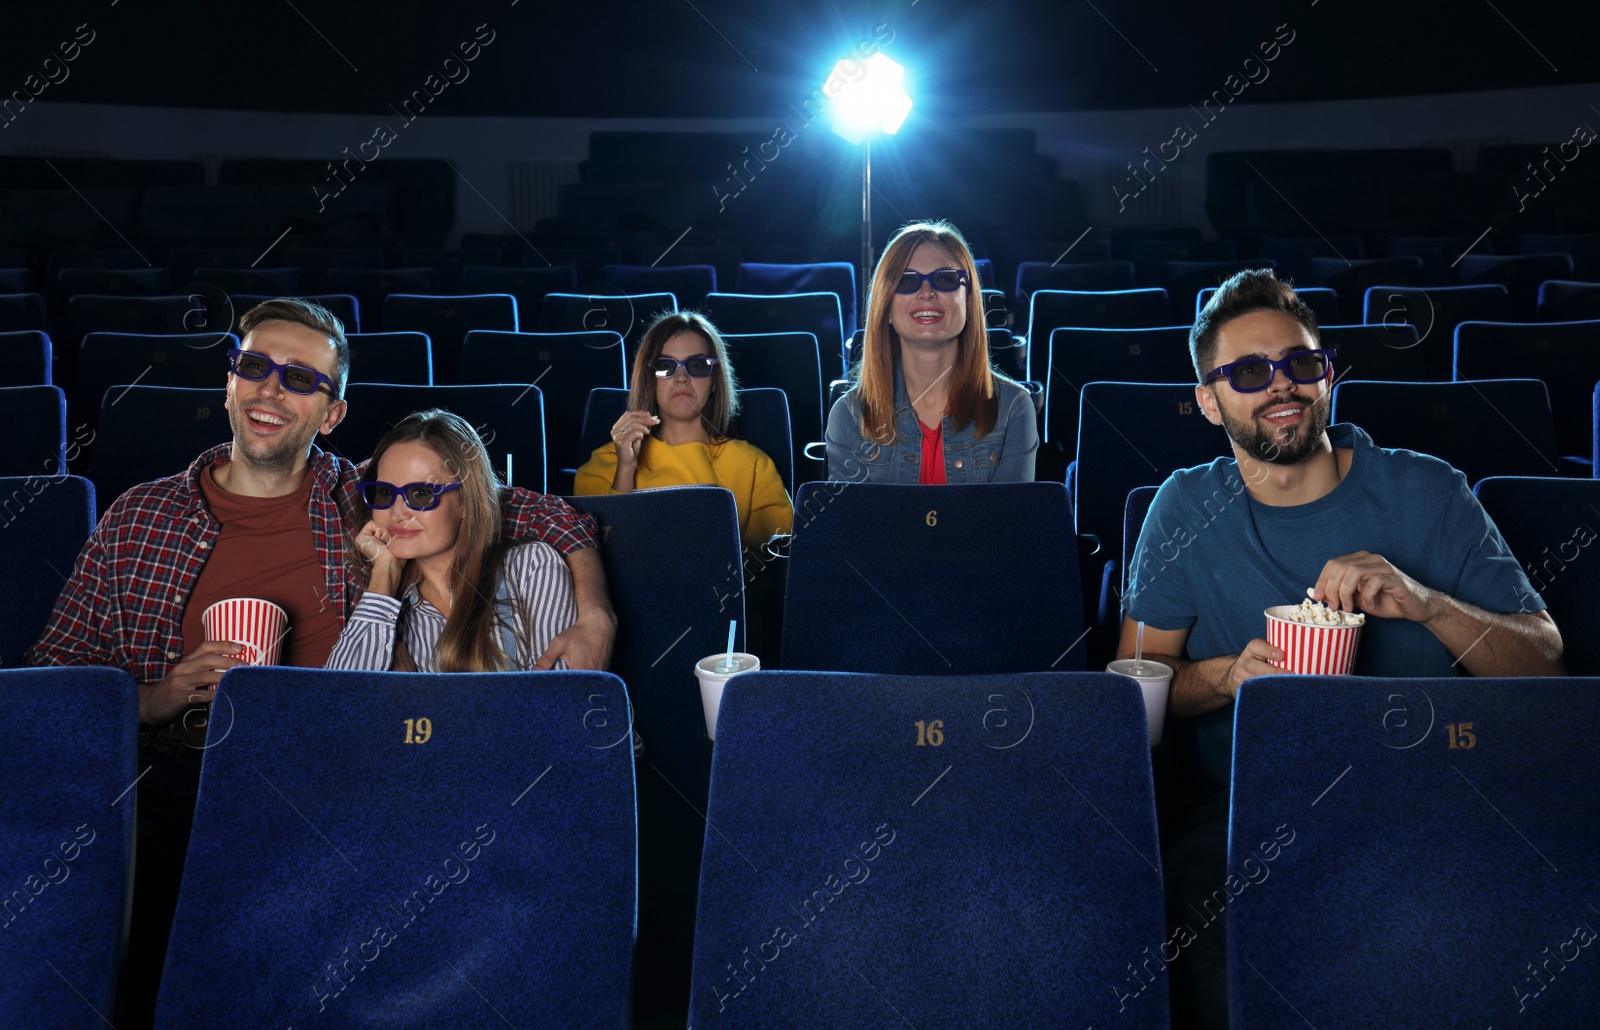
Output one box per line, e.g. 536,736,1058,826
825,364,1039,483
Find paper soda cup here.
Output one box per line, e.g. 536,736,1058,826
1106,658,1173,747
694,653,759,741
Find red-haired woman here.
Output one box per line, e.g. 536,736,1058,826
826,220,1037,483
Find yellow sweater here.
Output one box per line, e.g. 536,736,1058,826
574,437,794,548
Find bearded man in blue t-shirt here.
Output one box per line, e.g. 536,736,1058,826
1119,268,1565,1029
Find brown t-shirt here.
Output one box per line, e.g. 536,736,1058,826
181,463,344,667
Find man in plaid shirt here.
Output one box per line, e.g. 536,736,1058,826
27,297,616,1027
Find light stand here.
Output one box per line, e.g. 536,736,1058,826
827,52,911,306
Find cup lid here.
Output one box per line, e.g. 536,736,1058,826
696,653,759,676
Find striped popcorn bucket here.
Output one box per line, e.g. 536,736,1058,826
1264,605,1363,675
201,598,289,666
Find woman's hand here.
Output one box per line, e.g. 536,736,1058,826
356,520,404,596
612,409,658,469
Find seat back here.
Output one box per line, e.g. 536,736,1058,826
722,332,822,480
1536,279,1600,322
1331,379,1561,484
1389,234,1490,285
1044,327,1195,454
0,384,66,477
1308,256,1425,322
280,245,386,290
703,292,845,381
73,332,237,437
1454,320,1600,459
1257,234,1366,283
601,264,717,310
1161,259,1270,319
3,380,64,476
458,264,579,319
689,669,1168,1027
1458,253,1575,320
345,331,433,386
325,267,442,332
1133,238,1237,284
0,475,95,667
381,293,519,384
1075,382,1226,553
1030,289,1172,350
540,291,678,369
460,330,627,475
1198,285,1342,327
1229,675,1600,1028
565,487,743,1025
0,293,47,332
735,261,858,335
1518,232,1600,279
1473,476,1600,674
155,668,637,1029
0,667,136,1027
337,383,546,492
1362,285,1511,379
0,330,51,386
1122,484,1160,600
89,387,229,508
63,295,207,352
56,266,168,300
783,481,1085,672
1315,323,1428,381
191,266,303,296
1014,260,1136,305
228,293,360,333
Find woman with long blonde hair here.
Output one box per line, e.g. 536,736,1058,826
326,409,576,671
826,220,1037,483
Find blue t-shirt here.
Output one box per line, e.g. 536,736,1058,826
1126,423,1543,786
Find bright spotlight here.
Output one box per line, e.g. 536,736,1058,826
828,52,912,145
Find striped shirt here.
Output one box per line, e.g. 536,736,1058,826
324,542,578,671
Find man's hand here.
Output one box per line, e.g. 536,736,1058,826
140,641,248,725
1225,638,1285,694
534,608,616,671
1311,551,1435,622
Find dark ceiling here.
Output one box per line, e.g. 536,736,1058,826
2,0,1594,122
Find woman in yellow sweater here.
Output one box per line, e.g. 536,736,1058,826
575,311,793,550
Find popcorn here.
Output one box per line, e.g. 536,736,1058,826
1282,598,1364,627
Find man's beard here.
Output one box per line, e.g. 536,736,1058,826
227,405,315,473
1218,392,1330,466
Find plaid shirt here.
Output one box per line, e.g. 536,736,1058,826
26,442,597,693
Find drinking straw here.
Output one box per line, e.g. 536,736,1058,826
1134,621,1146,675
725,619,737,669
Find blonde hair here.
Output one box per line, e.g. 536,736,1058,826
855,220,996,444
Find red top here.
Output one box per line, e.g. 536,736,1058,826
186,464,342,668
918,418,946,485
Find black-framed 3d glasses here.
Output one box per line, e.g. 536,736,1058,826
894,268,968,294
1203,348,1337,393
228,347,337,396
359,481,463,511
651,355,718,378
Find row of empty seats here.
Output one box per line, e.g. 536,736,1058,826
7,662,1595,1027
